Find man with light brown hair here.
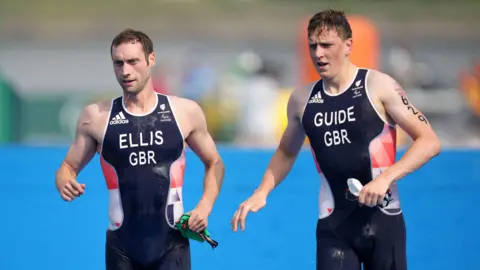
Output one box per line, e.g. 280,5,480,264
232,9,440,270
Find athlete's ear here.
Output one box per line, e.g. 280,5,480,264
148,52,156,67
344,38,353,57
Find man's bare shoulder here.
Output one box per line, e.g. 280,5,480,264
166,95,205,137
289,81,320,110
81,100,113,121
76,99,114,142
367,69,397,90
167,95,203,115
292,81,318,96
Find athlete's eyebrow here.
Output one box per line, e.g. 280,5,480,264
125,57,140,62
308,41,334,47
113,58,140,64
319,42,334,46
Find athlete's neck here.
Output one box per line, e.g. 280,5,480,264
123,83,157,114
323,62,358,94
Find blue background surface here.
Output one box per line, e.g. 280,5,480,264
0,145,478,270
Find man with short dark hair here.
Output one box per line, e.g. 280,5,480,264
55,29,225,270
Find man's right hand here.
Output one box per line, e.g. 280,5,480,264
231,191,267,232
55,103,100,203
58,179,86,202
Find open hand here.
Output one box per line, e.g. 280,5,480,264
231,192,267,232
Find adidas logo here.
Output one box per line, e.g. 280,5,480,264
308,92,324,104
109,111,129,125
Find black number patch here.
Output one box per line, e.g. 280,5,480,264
401,96,428,124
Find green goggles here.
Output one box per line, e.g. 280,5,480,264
175,214,219,249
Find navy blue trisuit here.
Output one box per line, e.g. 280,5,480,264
100,93,190,270
302,68,407,270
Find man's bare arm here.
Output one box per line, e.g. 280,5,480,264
55,104,98,198
255,89,307,196
376,73,441,184
230,87,309,231
185,100,225,211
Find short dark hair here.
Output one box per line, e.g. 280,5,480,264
307,9,352,40
110,29,154,61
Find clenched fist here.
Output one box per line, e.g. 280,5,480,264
58,179,85,202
